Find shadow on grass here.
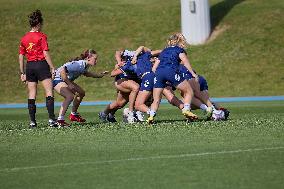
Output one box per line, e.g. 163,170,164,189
211,0,245,30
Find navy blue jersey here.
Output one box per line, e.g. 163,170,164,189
157,46,186,70
135,51,152,77
117,60,139,81
179,64,194,80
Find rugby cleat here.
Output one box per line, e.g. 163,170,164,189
107,113,117,123
135,111,145,122
57,120,70,127
127,114,136,124
29,121,37,129
205,107,213,120
99,111,108,122
219,107,230,120
49,119,58,128
146,116,155,124
69,113,86,122
182,110,198,121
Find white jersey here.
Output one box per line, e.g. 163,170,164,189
54,60,88,81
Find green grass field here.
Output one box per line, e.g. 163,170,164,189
0,101,283,189
0,0,283,103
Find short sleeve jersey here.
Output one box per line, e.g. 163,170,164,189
19,31,49,61
54,60,88,81
157,46,186,70
135,52,152,77
179,64,190,74
119,60,138,80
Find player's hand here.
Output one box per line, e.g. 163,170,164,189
100,71,109,77
117,61,126,67
20,73,26,83
193,74,199,82
51,68,56,80
131,56,137,64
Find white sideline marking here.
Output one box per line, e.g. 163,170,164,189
1,146,283,173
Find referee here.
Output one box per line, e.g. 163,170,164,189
18,10,57,128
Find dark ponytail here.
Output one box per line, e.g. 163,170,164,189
29,9,43,27
69,49,97,62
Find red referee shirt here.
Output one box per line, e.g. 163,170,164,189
19,31,49,62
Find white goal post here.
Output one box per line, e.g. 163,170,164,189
181,0,211,45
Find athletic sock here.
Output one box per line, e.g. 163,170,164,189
183,103,191,111
58,115,65,121
128,111,134,117
28,99,36,122
200,104,208,111
147,109,151,115
71,112,78,115
46,96,55,120
149,110,156,117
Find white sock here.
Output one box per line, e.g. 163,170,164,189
149,110,156,117
58,116,65,120
147,109,151,115
128,111,134,117
71,112,78,115
183,103,190,111
200,104,208,111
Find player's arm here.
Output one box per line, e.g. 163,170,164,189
179,53,198,79
110,67,123,77
150,50,162,56
19,54,26,82
60,67,75,91
83,71,109,78
132,46,151,64
152,58,160,73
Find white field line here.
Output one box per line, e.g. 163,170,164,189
1,146,283,173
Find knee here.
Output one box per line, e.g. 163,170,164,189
185,87,193,96
117,101,126,109
131,85,139,93
153,98,160,105
79,90,85,98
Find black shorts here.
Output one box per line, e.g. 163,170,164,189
26,60,52,82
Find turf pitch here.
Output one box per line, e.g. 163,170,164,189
0,101,283,189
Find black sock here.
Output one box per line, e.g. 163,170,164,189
28,99,36,122
46,96,55,120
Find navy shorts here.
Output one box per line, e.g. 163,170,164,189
53,79,64,88
198,75,208,91
26,60,51,82
140,72,154,91
182,71,194,80
154,68,185,88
